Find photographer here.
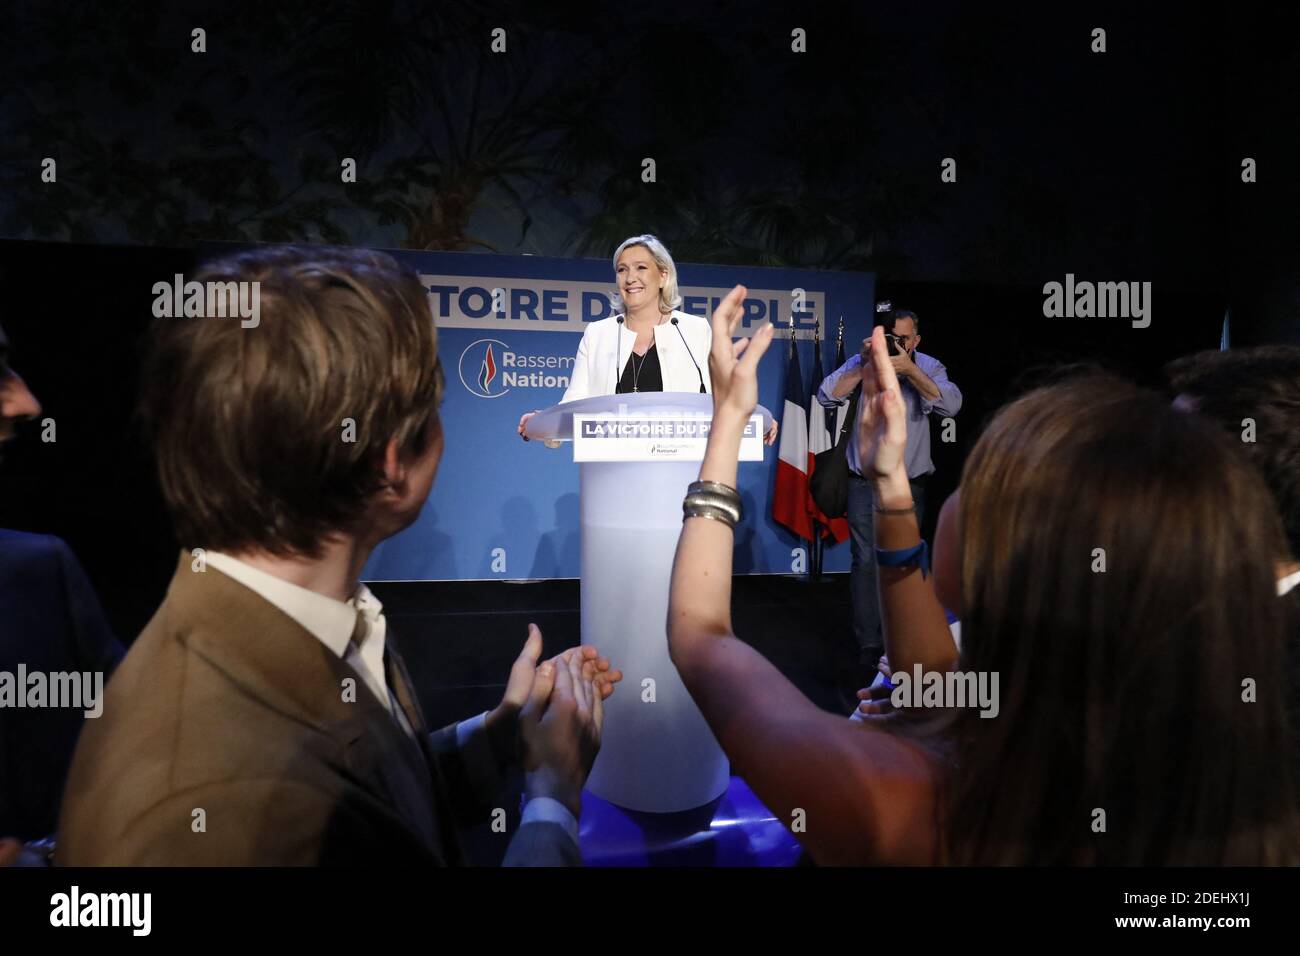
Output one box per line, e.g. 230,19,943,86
816,309,962,678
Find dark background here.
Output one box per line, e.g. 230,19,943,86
1,1,1297,647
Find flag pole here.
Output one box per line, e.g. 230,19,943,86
788,311,816,583
810,319,824,582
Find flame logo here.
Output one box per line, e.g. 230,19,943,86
458,338,511,398
478,343,498,393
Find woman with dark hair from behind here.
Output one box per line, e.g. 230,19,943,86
1163,344,1300,804
669,287,1300,865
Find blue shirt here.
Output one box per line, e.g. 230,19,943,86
816,350,962,479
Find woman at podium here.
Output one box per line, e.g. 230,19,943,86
518,234,777,442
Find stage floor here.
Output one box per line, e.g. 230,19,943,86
579,776,805,867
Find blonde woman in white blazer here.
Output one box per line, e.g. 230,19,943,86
519,235,778,443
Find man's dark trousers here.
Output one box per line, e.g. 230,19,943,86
846,473,928,668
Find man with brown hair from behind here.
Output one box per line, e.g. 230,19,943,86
58,245,621,866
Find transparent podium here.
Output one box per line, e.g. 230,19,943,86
525,392,772,813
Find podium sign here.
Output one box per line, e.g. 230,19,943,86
572,412,765,462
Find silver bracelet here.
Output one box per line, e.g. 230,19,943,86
682,502,739,528
683,480,743,528
688,479,741,500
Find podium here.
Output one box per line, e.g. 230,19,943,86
525,393,773,812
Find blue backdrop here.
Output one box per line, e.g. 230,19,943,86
359,249,875,581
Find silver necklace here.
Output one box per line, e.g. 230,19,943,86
625,314,665,392
629,346,651,392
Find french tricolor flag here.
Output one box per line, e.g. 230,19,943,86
772,334,815,541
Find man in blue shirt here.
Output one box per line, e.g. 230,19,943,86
817,309,963,673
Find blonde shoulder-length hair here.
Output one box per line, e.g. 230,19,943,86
612,234,683,314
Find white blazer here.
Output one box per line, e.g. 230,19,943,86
560,310,713,403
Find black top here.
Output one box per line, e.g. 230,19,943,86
615,344,663,394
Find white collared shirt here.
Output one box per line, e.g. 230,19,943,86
204,551,400,721
203,551,579,845
1279,568,1300,597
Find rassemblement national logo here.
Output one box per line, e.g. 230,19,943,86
459,338,508,398
457,338,574,399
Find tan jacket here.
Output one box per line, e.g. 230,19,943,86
57,554,575,865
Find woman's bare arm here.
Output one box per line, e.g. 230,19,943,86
667,288,939,864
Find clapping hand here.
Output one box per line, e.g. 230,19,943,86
487,623,623,766
854,682,896,719
518,645,607,818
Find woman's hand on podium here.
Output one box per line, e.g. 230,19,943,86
518,410,538,441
